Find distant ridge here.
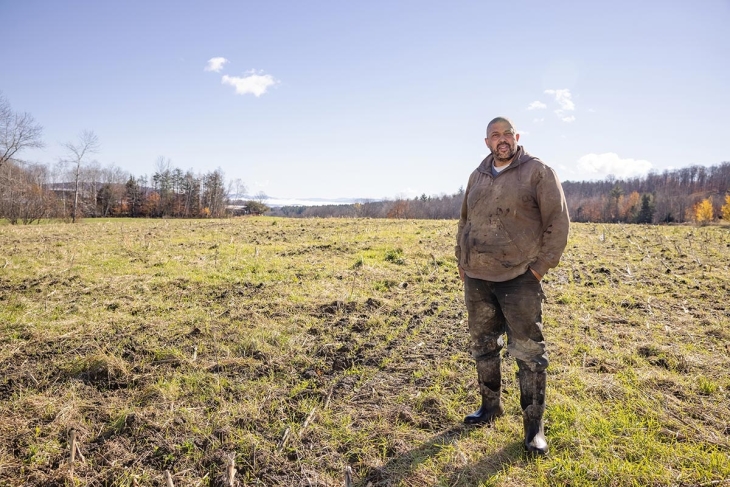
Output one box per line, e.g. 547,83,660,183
229,195,381,208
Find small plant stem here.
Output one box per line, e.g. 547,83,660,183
301,407,317,432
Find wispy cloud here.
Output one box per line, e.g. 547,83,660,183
577,153,652,179
222,70,279,97
205,57,229,73
399,188,419,198
544,89,575,111
530,89,577,123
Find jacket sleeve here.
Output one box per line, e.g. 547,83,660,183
531,166,570,277
455,173,473,262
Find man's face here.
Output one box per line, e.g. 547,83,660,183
485,121,520,163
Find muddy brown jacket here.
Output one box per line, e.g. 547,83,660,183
455,146,570,282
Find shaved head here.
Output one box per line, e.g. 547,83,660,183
486,117,516,136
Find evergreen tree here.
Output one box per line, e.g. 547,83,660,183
636,194,655,223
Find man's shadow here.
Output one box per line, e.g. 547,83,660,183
356,424,528,486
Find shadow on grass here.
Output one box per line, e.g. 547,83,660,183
357,424,527,486
445,440,527,487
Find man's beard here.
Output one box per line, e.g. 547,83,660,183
492,142,517,162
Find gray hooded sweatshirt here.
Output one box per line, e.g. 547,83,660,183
455,146,570,282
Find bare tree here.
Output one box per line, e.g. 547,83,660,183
228,178,247,200
0,92,44,170
63,130,100,223
83,160,102,216
202,169,228,217
98,163,128,216
152,156,173,216
0,160,54,224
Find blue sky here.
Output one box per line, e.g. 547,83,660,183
1,0,728,200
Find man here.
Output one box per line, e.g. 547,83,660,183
455,117,570,455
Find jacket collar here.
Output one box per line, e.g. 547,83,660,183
477,145,527,175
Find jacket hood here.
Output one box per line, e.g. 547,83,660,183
476,146,536,175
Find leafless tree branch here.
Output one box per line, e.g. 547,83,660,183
0,92,44,170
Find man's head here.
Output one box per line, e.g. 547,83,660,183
485,117,520,165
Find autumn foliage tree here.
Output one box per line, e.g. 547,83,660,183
563,162,730,224
693,198,714,224
618,191,641,222
721,194,730,222
387,199,410,219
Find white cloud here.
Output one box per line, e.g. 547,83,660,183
545,89,575,111
205,57,229,73
533,117,545,123
577,153,653,179
527,101,547,110
554,110,576,122
517,130,529,136
222,71,279,97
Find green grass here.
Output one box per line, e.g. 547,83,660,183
0,218,728,486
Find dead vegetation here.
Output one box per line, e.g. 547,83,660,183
0,218,728,486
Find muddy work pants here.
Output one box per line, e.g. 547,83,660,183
464,270,548,371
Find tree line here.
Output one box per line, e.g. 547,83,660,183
0,154,233,224
272,163,730,224
1,92,249,223
270,192,463,219
563,162,730,224
3,92,729,224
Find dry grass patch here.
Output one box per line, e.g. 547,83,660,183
0,218,728,486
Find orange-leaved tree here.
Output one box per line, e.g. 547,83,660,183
693,198,714,224
721,194,730,221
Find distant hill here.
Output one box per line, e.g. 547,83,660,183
230,195,380,208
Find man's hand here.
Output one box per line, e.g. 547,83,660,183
458,266,465,282
530,268,542,281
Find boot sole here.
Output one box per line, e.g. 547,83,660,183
526,446,549,456
463,411,504,425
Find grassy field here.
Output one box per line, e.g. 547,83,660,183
1,217,729,487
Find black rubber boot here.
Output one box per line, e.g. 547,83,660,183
518,361,548,455
464,358,504,425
